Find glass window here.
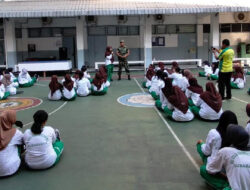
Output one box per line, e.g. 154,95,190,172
52,28,62,37
107,26,117,35
88,26,106,35
166,25,177,34
62,28,76,36
203,24,210,33
118,26,128,35
220,24,231,33
41,28,52,37
156,25,166,34
128,26,139,35
28,28,41,38
231,24,241,32
178,25,196,33
242,24,250,32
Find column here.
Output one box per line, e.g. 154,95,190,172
4,19,17,69
143,16,152,70
196,24,203,66
76,16,87,69
210,13,220,61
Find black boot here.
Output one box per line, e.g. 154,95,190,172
118,75,121,80
128,74,131,80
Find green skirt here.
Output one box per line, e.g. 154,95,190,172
91,87,108,95
0,92,10,100
19,77,36,88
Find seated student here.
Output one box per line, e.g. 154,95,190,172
199,61,213,77
7,68,18,82
0,110,23,177
76,71,91,97
4,70,19,88
191,82,223,121
162,78,194,122
165,61,179,75
200,124,250,190
230,66,245,89
196,111,238,165
149,70,165,100
155,73,170,110
61,73,76,89
143,64,155,88
245,104,250,147
48,75,63,101
169,67,188,92
182,69,193,80
0,81,10,100
81,65,92,82
62,74,76,101
91,72,108,95
2,74,18,95
18,69,36,87
208,63,219,80
99,65,110,87
105,46,114,82
23,110,64,170
185,78,203,106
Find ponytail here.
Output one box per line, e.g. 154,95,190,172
31,110,48,135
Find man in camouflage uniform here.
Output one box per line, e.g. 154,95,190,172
116,40,130,80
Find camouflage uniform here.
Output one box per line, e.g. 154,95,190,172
117,46,130,76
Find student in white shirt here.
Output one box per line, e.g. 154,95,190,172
62,74,76,101
196,111,238,165
81,65,92,83
149,70,165,100
0,81,10,100
2,74,18,95
76,71,91,97
199,61,212,77
18,68,36,87
169,67,188,92
23,110,64,170
105,46,114,82
0,110,23,177
200,124,250,190
185,78,203,106
7,68,18,83
143,64,155,89
162,78,194,122
208,63,219,80
91,72,108,95
190,82,223,121
245,104,250,147
230,66,245,89
48,75,63,101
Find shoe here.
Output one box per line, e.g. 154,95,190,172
128,75,131,80
55,129,61,141
118,76,121,80
225,97,231,100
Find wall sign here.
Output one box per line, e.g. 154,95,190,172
152,36,165,46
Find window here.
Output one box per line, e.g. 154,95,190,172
88,26,106,35
242,24,250,32
203,24,210,33
220,24,231,33
62,28,76,37
15,28,22,38
231,24,241,32
107,26,117,35
41,28,52,37
28,28,41,38
156,25,166,34
118,26,128,35
178,25,196,33
166,25,176,34
52,28,62,37
128,26,139,35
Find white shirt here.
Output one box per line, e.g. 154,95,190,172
24,126,57,169
84,71,91,79
213,68,219,76
196,98,223,120
92,83,105,92
169,73,188,91
201,129,222,165
76,78,91,97
48,89,62,101
63,87,76,100
185,89,201,106
207,147,250,190
6,83,17,95
231,77,245,89
204,65,213,76
149,76,165,95
0,84,5,98
10,72,17,82
245,123,250,148
105,54,113,66
159,90,168,110
18,73,32,84
0,130,23,177
145,77,152,88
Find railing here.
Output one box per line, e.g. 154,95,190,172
233,58,250,66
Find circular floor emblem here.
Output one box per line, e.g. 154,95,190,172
0,97,42,112
117,93,155,108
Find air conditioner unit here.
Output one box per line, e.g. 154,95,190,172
234,12,249,23
117,15,127,24
154,14,164,23
85,16,97,25
41,17,52,25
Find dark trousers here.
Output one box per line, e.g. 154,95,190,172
118,60,130,76
218,72,232,99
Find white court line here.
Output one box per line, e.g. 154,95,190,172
34,83,47,87
23,101,68,128
133,78,200,172
232,97,249,104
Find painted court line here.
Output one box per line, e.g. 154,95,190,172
133,78,200,172
232,97,249,104
34,83,47,87
23,101,68,127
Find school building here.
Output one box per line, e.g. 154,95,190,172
0,0,250,70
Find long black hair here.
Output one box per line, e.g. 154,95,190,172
216,110,238,148
31,110,48,134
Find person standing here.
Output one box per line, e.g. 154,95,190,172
116,40,130,80
212,39,234,100
105,46,114,82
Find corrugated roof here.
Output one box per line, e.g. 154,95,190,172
0,0,249,18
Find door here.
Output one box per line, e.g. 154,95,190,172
62,37,76,68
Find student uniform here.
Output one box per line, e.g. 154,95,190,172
199,65,213,77
76,78,91,97
185,89,201,106
0,84,9,100
231,76,245,89
169,73,189,91
23,126,63,170
48,90,62,101
18,71,36,87
63,87,76,100
5,83,17,95
105,52,114,82
246,123,250,147
149,76,164,99
0,130,23,177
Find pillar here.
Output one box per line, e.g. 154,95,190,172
143,16,152,70
210,13,220,62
